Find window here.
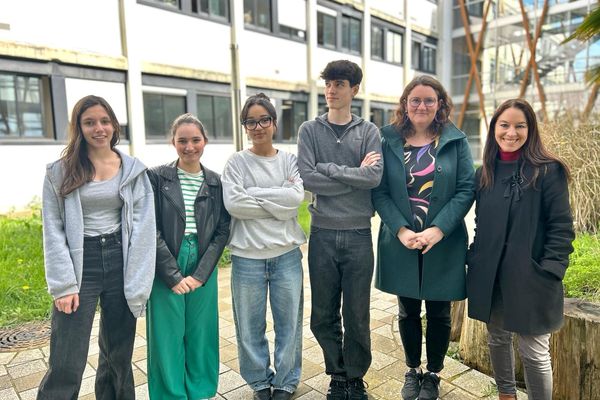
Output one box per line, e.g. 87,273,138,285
0,73,52,139
370,108,384,128
421,46,436,73
371,23,403,64
318,96,362,117
192,0,228,20
143,93,186,138
244,0,271,30
341,15,361,54
278,100,306,142
317,12,336,47
371,26,384,60
412,37,437,73
386,31,402,64
146,0,179,8
370,103,396,128
196,94,232,140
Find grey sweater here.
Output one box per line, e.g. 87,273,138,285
221,149,306,259
297,114,383,229
42,150,156,317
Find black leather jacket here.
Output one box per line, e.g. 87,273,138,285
147,161,230,289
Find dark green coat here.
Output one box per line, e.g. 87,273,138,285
372,123,475,300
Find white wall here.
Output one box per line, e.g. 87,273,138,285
367,61,404,98
242,31,307,83
370,0,404,20
135,4,231,74
0,0,122,56
410,0,438,33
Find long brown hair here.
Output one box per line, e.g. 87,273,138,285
60,95,121,196
391,75,453,138
479,98,570,190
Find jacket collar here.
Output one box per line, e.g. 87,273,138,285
381,121,466,160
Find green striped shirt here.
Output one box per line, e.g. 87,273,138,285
177,168,204,235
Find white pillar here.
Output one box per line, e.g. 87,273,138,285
119,0,145,157
362,0,371,121
439,0,453,92
403,0,412,87
229,0,246,151
306,0,319,119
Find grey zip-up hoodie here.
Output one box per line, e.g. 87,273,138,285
42,149,156,317
297,113,383,229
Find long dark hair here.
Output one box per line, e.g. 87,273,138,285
480,98,570,190
391,75,453,139
60,95,120,196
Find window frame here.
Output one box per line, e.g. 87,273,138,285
316,1,363,55
371,18,404,65
411,33,438,74
138,0,231,26
196,92,233,141
142,91,188,140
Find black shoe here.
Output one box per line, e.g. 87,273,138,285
272,389,293,400
401,368,422,400
253,387,272,400
418,372,440,400
327,377,347,400
347,378,368,400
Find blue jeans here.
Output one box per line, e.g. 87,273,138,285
308,227,374,380
231,247,304,393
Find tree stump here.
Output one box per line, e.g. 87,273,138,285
450,300,465,342
459,299,600,399
551,298,600,400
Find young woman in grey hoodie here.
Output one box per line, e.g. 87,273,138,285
37,95,156,400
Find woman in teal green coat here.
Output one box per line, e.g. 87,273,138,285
372,76,475,400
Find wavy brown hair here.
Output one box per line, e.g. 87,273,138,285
59,95,121,197
391,75,453,138
479,98,570,190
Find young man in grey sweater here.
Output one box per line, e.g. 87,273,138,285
297,60,383,400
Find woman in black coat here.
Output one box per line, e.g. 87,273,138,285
467,99,574,400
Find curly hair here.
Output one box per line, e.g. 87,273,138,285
391,75,453,139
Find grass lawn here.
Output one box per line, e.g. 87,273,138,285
0,213,51,327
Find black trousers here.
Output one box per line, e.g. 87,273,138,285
397,296,451,373
308,227,374,380
37,232,136,400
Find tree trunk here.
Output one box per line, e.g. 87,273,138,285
450,300,465,341
551,298,600,400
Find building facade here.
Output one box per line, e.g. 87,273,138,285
0,0,596,211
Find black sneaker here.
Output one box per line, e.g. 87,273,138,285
401,368,422,400
418,372,440,400
327,377,348,400
253,387,272,400
347,378,368,400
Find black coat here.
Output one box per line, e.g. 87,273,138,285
467,160,574,335
147,161,231,289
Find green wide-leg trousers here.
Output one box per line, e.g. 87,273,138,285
147,235,219,399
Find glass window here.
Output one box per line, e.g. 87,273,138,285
147,0,179,8
244,0,271,30
317,12,336,47
412,41,421,70
278,100,306,142
386,31,402,64
371,26,384,60
370,107,384,128
143,93,186,138
341,15,361,54
194,0,228,18
351,105,361,116
197,94,232,140
0,73,51,138
422,46,436,73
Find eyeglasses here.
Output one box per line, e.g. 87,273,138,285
242,116,273,130
407,97,438,108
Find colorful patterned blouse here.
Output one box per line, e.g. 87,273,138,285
404,138,438,231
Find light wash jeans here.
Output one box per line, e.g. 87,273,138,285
487,288,553,400
231,247,304,394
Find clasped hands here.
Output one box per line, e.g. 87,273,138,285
171,276,203,295
397,226,444,254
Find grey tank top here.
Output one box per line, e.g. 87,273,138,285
79,168,123,237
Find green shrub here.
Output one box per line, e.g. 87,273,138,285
564,233,600,302
0,212,51,327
